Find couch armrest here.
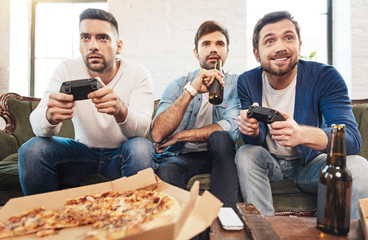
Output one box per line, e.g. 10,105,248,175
352,100,368,160
0,130,19,162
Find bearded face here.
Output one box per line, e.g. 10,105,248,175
255,19,301,77
84,51,111,73
195,31,229,70
259,50,299,76
79,19,121,74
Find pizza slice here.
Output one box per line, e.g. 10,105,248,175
0,206,62,238
81,190,180,239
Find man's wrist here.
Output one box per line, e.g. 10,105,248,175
184,82,198,97
46,108,59,125
113,98,128,123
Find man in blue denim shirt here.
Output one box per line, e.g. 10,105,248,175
150,21,241,208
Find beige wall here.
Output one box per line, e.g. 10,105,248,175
109,0,247,99
1,0,367,100
0,0,10,96
351,0,368,99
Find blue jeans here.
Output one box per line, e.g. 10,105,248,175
18,136,156,195
156,131,239,209
235,144,368,218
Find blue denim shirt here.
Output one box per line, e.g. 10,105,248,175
154,69,241,156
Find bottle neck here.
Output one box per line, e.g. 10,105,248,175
326,130,347,167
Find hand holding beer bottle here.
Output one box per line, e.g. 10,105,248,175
209,59,224,105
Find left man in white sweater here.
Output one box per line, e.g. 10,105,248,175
18,8,156,195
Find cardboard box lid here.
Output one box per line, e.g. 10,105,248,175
0,168,222,240
359,198,368,240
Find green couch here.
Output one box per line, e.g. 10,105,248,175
1,92,367,216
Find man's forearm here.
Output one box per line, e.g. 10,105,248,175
300,125,328,151
151,91,193,143
175,123,223,142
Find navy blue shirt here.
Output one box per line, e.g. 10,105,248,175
237,60,361,165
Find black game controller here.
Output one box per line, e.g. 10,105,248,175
60,78,102,101
247,105,285,124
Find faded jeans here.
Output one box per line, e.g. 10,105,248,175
156,131,239,209
18,136,156,195
235,144,368,218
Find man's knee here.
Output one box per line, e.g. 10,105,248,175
208,131,235,153
347,155,368,169
123,137,156,169
347,155,368,183
156,159,186,189
235,144,266,171
124,137,155,158
19,137,52,163
156,161,179,180
208,131,233,144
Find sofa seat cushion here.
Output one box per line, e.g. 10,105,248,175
352,103,368,159
0,154,23,205
271,179,316,215
270,179,302,194
1,153,19,163
273,193,316,215
0,154,21,191
186,174,316,215
186,173,211,194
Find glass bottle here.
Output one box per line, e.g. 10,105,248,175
317,124,352,236
209,59,224,105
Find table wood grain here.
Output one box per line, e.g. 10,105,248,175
210,203,364,240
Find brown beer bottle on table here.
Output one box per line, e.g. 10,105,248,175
209,59,224,105
317,124,352,236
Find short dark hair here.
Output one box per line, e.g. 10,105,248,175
252,11,301,50
79,8,119,36
194,20,229,52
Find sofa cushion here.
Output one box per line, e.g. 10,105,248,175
0,153,25,205
352,103,368,159
30,101,75,140
186,174,316,213
7,98,36,147
1,153,18,163
0,131,18,162
186,173,211,194
7,97,75,148
270,179,302,195
271,180,316,214
273,193,316,214
0,155,22,191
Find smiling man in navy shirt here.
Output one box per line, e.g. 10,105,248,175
235,11,368,218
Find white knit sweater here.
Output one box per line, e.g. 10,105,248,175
30,57,154,148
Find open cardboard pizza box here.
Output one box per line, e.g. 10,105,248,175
0,168,223,239
358,198,368,239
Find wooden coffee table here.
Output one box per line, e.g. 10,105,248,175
210,204,364,240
